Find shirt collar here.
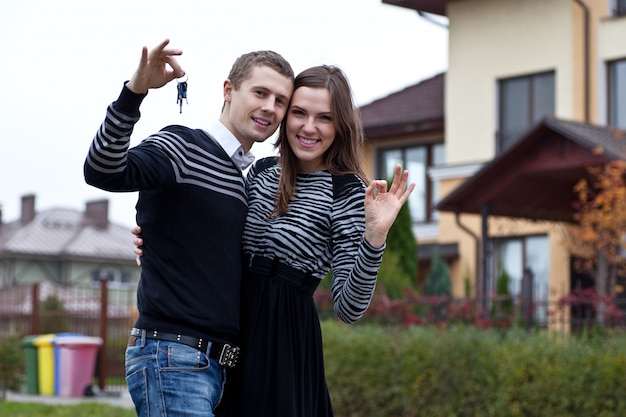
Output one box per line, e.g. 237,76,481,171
205,121,255,171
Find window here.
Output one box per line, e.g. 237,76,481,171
91,269,132,289
497,71,555,153
613,0,626,16
608,59,626,129
493,235,550,324
378,143,444,225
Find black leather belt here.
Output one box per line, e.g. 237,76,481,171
243,254,318,295
243,253,311,279
129,328,240,368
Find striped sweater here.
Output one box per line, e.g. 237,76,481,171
243,157,384,324
84,85,245,343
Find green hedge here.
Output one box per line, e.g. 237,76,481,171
322,321,626,417
0,334,24,400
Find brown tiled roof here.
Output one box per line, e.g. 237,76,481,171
436,117,626,223
544,117,626,159
360,73,444,138
0,207,134,261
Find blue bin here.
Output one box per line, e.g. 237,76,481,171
52,333,81,395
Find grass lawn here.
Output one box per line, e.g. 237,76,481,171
0,401,135,417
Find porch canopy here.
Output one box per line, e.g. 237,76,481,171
382,0,448,16
436,117,626,224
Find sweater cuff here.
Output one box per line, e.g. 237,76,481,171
362,236,386,256
113,81,148,117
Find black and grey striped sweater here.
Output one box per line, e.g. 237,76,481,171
84,84,245,343
243,158,385,324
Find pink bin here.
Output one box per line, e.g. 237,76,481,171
55,336,103,397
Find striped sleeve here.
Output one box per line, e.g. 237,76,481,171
85,104,137,176
330,178,385,324
83,85,157,191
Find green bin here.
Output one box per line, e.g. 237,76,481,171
20,335,39,395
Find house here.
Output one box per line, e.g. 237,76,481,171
360,72,451,282
0,194,139,290
359,0,626,323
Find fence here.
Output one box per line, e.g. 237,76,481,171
0,279,135,392
316,285,626,333
2,279,623,393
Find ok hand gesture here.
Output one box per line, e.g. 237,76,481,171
126,39,185,94
363,164,415,248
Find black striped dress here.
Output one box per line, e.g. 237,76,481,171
222,157,385,417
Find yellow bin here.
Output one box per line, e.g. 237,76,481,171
33,334,56,396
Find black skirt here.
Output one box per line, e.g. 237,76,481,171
218,256,334,417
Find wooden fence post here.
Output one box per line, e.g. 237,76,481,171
30,283,39,335
98,277,108,391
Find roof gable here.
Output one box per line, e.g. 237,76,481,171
0,207,135,261
436,117,626,223
360,73,444,138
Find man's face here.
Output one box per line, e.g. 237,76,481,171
221,65,293,152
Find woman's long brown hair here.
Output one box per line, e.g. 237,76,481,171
272,65,369,216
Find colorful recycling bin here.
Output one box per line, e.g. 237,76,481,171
32,334,56,395
51,333,81,395
20,335,39,394
54,335,103,397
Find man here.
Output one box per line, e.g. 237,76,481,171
84,39,294,417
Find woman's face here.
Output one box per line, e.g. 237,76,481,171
285,86,336,173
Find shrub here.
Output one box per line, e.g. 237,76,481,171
322,321,626,417
376,196,417,299
39,294,70,334
0,334,24,400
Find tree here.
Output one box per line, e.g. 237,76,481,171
0,334,24,399
493,261,513,316
39,294,70,334
568,159,626,324
424,248,451,296
376,198,418,299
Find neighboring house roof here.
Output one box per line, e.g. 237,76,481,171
360,73,444,139
436,117,626,223
0,198,135,262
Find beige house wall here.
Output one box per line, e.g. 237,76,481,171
365,1,626,311
436,192,481,296
600,16,626,61
446,0,575,165
0,258,139,289
438,0,614,304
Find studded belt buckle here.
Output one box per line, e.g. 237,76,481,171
218,344,240,368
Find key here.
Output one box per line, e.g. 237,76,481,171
177,80,188,114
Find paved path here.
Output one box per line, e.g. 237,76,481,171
6,387,134,409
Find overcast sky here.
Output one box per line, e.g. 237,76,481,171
0,0,448,228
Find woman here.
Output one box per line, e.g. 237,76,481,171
135,65,413,416
221,65,413,417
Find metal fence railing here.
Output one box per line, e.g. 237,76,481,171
3,280,624,392
0,280,135,392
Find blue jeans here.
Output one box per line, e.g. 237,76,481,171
125,332,225,417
